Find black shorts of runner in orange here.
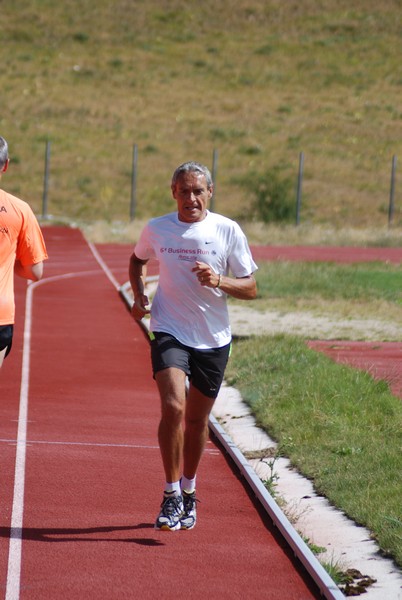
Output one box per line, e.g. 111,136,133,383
0,324,13,357
150,331,231,399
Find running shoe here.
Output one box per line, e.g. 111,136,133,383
180,490,198,530
155,492,184,531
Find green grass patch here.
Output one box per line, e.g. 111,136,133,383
228,260,402,327
226,260,402,565
255,261,402,303
225,334,402,566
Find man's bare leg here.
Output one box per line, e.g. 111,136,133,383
183,384,215,480
155,367,187,484
0,347,7,369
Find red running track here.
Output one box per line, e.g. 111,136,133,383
250,245,402,264
1,227,320,600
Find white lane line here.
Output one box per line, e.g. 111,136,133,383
85,240,120,290
0,439,159,450
5,281,35,600
4,267,110,599
5,251,141,598
0,438,219,455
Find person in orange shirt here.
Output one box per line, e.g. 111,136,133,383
0,136,48,368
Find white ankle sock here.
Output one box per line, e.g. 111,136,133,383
181,475,196,494
164,481,181,495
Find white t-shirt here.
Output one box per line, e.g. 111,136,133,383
134,210,257,349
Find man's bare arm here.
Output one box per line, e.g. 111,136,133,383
129,252,151,320
192,261,257,300
14,260,44,282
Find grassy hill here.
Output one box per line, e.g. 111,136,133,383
1,0,401,231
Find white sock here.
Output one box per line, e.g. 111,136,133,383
181,475,196,494
164,481,181,495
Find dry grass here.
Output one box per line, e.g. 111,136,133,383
1,0,401,228
239,222,402,247
76,218,402,248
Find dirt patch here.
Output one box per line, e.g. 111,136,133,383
229,305,402,342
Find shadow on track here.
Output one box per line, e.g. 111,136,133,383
0,524,163,546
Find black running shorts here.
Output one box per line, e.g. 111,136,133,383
0,324,13,358
150,331,231,399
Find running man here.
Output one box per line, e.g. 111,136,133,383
129,161,257,530
0,136,48,368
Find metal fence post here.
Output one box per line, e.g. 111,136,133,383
42,139,51,220
130,143,138,221
296,151,304,226
388,154,397,227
